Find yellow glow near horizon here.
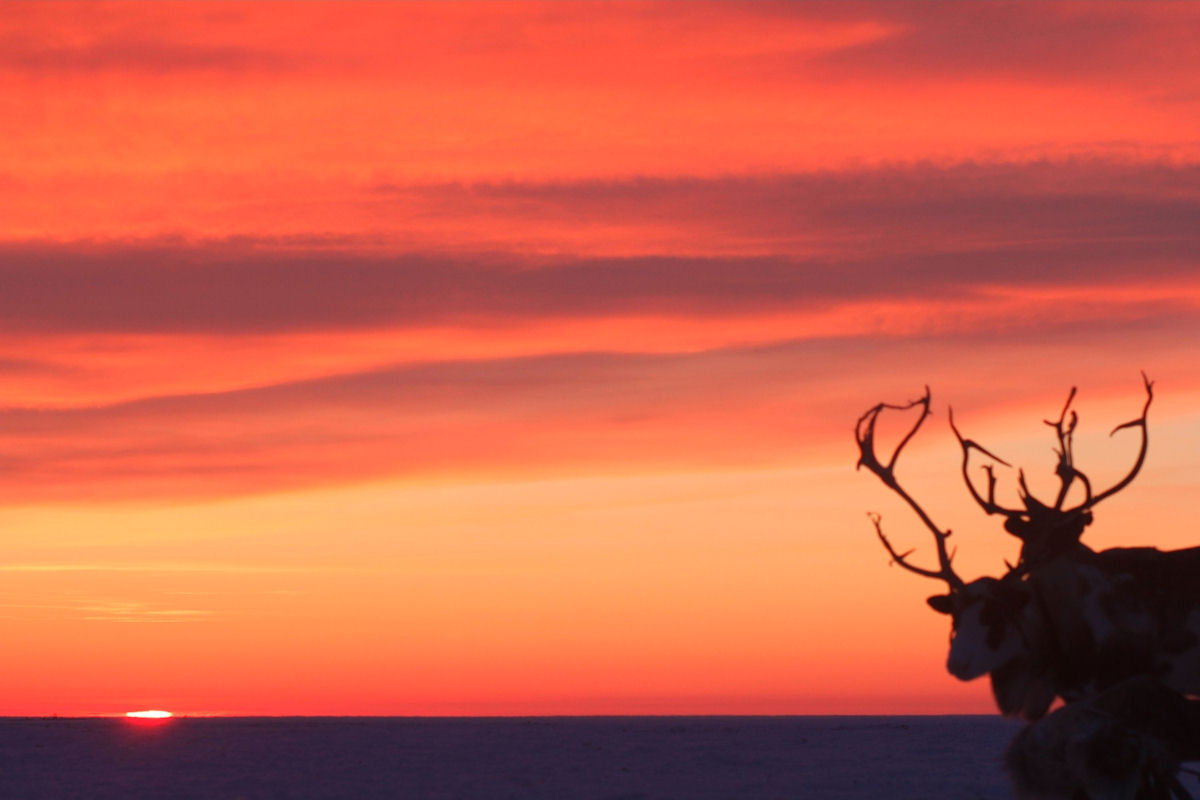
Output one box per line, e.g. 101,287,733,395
126,710,173,719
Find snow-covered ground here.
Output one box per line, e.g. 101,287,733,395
1,715,1195,799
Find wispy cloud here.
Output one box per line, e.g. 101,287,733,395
0,315,1194,502
0,36,290,74
3,160,1198,334
0,599,213,623
0,157,1196,501
803,2,1200,86
0,563,352,574
77,601,213,623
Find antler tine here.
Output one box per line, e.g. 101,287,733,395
1043,386,1093,511
855,387,930,477
1082,372,1154,509
868,512,963,588
948,408,1025,520
856,388,965,590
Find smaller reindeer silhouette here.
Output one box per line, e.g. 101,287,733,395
947,375,1153,566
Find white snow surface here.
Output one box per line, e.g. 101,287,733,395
1,715,1196,799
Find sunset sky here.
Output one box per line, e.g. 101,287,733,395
3,1,1200,716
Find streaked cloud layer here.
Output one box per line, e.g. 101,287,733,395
2,1,1198,716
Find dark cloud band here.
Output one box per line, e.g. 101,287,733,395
3,160,1198,335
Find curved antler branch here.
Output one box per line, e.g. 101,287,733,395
1042,386,1097,511
1085,372,1154,508
856,388,965,590
949,408,1025,521
868,512,961,584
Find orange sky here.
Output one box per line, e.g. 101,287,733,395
3,0,1200,716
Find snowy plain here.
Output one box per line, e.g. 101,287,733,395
6,715,1200,799
0,715,1037,799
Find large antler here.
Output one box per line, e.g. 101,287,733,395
1087,372,1154,508
856,388,965,591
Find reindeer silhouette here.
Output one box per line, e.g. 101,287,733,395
854,375,1200,718
856,376,1200,797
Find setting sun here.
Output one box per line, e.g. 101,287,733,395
125,710,173,720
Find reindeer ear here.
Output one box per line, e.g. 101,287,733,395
926,594,954,614
1004,518,1029,539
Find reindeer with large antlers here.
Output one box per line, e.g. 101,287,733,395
856,375,1200,719
949,375,1154,566
858,377,1200,798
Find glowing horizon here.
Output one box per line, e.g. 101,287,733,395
125,710,173,720
2,1,1199,717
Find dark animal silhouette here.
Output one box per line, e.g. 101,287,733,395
857,375,1200,798
1006,676,1200,800
854,376,1200,718
944,544,1200,721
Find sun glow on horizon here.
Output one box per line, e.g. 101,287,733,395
125,710,173,719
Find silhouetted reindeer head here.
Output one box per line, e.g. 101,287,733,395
949,373,1153,565
855,376,1157,718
